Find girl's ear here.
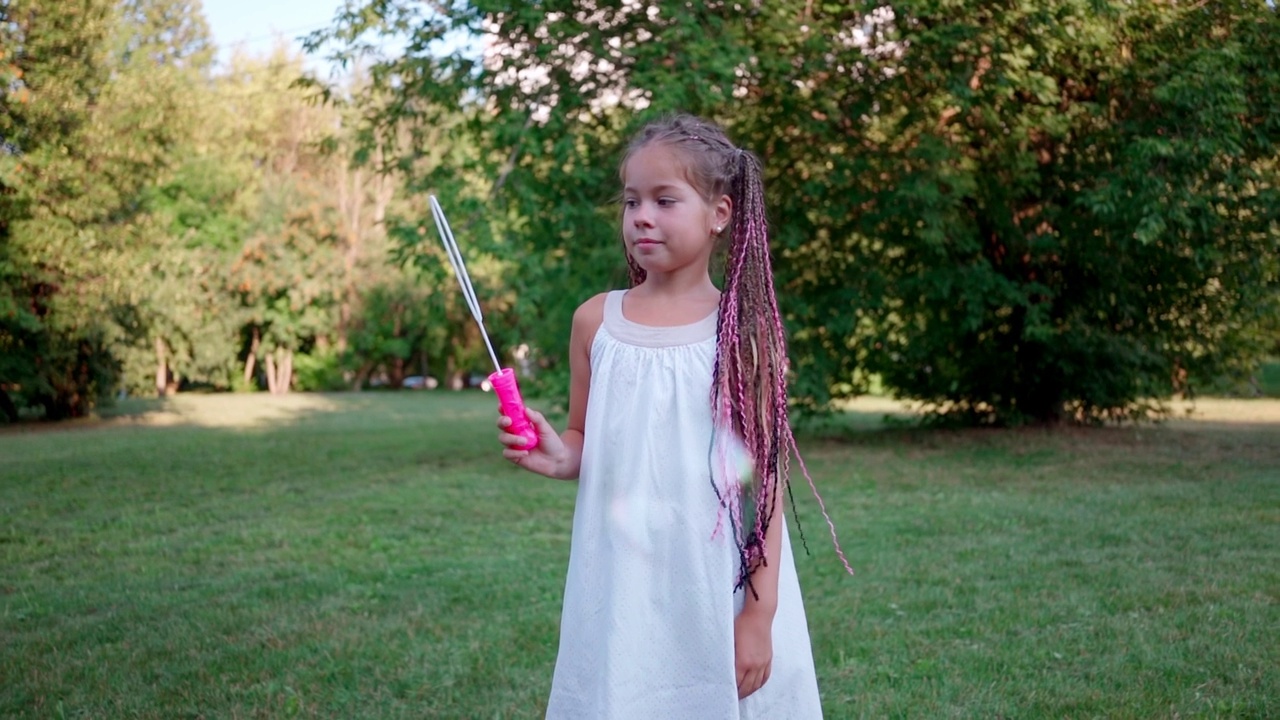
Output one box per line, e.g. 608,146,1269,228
714,194,733,234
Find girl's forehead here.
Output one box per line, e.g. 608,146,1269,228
622,143,698,191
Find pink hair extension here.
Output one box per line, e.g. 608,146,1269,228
621,114,854,591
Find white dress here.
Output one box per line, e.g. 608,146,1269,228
545,290,823,720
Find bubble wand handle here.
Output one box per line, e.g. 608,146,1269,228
429,195,539,450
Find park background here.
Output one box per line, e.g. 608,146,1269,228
3,0,1279,717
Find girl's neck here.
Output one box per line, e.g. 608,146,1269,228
633,270,718,299
627,273,721,326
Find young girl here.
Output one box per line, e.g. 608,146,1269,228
498,114,841,719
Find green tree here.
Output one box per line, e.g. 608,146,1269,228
299,29,527,391
1,0,122,420
106,0,241,396
316,0,1280,423
231,192,345,394
819,1,1280,423
0,0,231,417
343,278,434,389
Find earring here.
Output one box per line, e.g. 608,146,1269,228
714,226,722,234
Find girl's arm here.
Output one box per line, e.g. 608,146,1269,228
734,467,785,698
497,294,604,480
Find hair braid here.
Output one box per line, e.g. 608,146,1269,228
621,114,853,590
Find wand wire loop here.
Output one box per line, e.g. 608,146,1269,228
430,195,503,373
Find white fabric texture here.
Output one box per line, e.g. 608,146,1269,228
545,289,823,720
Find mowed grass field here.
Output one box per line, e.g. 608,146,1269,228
2,393,1278,719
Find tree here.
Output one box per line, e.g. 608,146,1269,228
107,0,240,396
806,1,1280,422
301,25,532,391
315,0,1280,423
231,192,345,394
1,0,122,420
0,0,233,417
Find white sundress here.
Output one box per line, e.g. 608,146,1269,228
545,289,823,720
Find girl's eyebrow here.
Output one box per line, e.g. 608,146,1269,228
623,183,682,194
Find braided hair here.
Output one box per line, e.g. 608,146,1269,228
620,114,852,591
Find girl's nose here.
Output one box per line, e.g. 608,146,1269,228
632,203,654,227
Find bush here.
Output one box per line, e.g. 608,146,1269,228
292,350,348,392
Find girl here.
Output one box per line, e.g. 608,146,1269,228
498,114,842,719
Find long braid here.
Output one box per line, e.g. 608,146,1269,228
719,149,790,589
621,115,853,590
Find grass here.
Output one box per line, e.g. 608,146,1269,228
2,392,1278,719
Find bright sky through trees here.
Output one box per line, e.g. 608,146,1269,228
202,0,335,65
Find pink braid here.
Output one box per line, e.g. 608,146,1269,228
621,115,854,590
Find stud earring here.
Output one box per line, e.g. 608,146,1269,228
714,226,722,234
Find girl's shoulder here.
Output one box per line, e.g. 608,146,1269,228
573,292,609,328
571,292,610,349
575,292,609,321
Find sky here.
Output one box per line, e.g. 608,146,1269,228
201,0,341,67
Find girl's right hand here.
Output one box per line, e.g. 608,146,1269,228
497,408,568,478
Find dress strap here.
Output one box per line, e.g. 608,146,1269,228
603,289,626,325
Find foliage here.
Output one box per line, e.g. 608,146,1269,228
6,0,1277,421
104,0,241,401
0,0,240,415
0,0,512,419
315,0,1280,424
341,277,434,388
841,1,1280,424
1,0,124,420
292,348,347,391
118,156,250,395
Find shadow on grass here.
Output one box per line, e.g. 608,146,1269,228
790,397,1280,474
2,390,505,437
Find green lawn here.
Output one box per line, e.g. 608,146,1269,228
3,393,1278,719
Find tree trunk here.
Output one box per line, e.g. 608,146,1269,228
265,348,293,395
155,337,169,397
265,351,278,395
446,355,465,390
279,349,293,394
352,361,374,391
243,327,260,387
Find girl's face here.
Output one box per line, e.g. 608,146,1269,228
622,143,731,280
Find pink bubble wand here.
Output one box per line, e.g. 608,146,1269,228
429,195,539,450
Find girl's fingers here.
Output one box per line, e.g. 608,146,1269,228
737,665,769,699
524,408,553,436
496,415,511,429
498,431,530,448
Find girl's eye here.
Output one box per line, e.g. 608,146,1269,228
658,198,676,207
624,199,639,208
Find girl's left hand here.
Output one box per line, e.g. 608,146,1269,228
734,610,773,699
498,408,571,479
